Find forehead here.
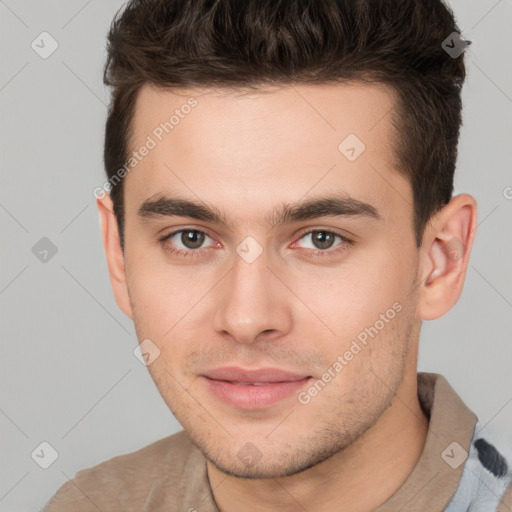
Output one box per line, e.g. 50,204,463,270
125,82,411,227
131,82,398,155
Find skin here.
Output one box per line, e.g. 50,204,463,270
97,82,477,512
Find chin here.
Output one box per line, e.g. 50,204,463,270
203,439,346,480
207,457,315,480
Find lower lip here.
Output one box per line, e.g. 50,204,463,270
202,376,312,409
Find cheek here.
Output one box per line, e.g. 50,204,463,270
292,258,407,331
287,251,415,368
125,254,220,370
126,251,198,321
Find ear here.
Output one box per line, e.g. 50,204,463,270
96,194,133,319
416,194,478,321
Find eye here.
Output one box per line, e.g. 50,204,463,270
160,229,217,257
293,229,352,254
159,228,353,260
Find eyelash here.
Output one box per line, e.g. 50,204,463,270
159,228,354,259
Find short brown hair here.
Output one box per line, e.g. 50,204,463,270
103,0,470,250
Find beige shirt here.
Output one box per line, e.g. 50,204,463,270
43,372,512,511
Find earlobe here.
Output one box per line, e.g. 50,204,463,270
417,194,477,321
96,195,133,319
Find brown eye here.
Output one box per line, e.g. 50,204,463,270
180,230,206,249
161,229,214,255
310,231,336,250
299,230,340,250
293,229,353,256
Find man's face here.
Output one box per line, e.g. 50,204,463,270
120,82,422,478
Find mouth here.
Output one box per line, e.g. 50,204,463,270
201,367,313,409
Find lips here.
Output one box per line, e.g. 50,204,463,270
201,367,312,409
231,382,273,386
203,367,309,383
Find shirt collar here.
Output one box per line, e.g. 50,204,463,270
376,372,477,511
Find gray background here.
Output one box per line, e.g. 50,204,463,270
0,1,511,510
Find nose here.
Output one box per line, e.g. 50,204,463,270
212,245,293,345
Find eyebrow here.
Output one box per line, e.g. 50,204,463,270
137,192,381,228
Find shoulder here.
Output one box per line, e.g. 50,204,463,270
444,423,512,512
42,430,201,512
471,434,512,511
498,480,512,511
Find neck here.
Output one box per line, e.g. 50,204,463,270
207,368,429,512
